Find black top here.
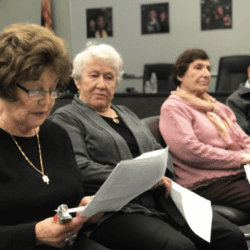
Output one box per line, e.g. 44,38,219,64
0,119,83,249
99,115,140,158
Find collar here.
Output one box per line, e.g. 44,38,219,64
245,80,250,89
238,82,250,96
73,94,158,157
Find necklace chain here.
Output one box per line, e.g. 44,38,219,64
96,108,119,124
0,116,49,184
110,109,119,124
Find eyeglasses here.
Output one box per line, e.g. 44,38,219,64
16,83,65,100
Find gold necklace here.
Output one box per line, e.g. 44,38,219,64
0,116,49,184
10,132,49,185
109,109,119,124
96,108,119,124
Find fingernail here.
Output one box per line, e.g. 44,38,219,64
53,214,58,222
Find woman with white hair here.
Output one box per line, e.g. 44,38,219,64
51,43,247,250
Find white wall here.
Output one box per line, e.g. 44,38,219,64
1,0,250,91
0,0,41,31
0,0,73,59
69,0,250,77
50,0,73,56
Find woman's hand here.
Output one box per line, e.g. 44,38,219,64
35,216,87,249
78,196,94,207
241,154,250,165
241,154,250,180
77,196,104,224
153,176,172,197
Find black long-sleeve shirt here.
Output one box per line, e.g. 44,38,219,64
0,120,83,250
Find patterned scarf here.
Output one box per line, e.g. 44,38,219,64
172,88,243,151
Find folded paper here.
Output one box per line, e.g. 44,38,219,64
81,147,169,217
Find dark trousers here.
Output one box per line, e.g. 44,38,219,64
62,233,111,250
90,211,247,250
194,173,250,213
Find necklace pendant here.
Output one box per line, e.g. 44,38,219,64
42,175,50,185
112,117,119,124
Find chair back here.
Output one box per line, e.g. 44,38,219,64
143,63,176,92
141,116,166,147
216,55,250,92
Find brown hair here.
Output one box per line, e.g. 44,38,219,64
0,23,72,101
172,48,210,86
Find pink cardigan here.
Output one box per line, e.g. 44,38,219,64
159,95,250,190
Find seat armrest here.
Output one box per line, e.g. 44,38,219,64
212,205,250,226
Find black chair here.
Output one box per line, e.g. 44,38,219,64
216,55,250,92
143,63,176,92
141,115,250,238
141,116,166,148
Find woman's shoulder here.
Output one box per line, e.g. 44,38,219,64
114,104,134,113
113,104,140,119
216,99,229,108
216,100,236,117
52,95,86,116
50,100,88,125
52,102,78,117
42,119,70,136
216,100,233,112
41,119,75,148
161,95,187,109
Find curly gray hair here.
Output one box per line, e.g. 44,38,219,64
72,43,123,86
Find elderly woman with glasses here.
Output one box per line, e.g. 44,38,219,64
0,23,111,250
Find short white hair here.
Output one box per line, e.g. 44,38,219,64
72,43,123,86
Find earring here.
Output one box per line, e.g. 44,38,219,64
177,76,182,82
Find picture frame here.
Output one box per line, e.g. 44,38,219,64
86,7,113,38
141,3,169,35
201,0,232,31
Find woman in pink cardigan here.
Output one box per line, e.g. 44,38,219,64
159,48,250,213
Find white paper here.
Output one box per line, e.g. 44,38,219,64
81,147,169,218
244,164,250,184
170,182,212,243
65,146,212,243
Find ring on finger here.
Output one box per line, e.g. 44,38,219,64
65,233,77,246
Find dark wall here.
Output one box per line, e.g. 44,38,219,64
112,93,169,119
51,92,232,119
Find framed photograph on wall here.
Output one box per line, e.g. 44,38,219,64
86,7,113,38
201,0,232,30
141,3,169,35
